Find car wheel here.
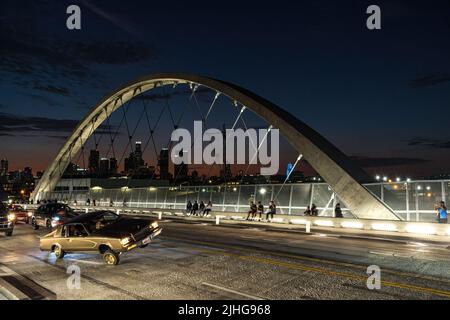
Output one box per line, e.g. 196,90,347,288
103,249,120,265
32,219,39,230
53,245,65,259
46,219,52,229
5,231,13,237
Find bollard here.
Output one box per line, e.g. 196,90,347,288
85,208,89,213
158,212,162,220
216,216,220,225
116,209,120,215
306,221,311,233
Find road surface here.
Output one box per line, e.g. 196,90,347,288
0,219,450,300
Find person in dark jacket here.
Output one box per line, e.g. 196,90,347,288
334,203,343,218
186,200,193,214
192,201,199,216
257,201,264,220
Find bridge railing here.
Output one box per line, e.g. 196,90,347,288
36,179,450,223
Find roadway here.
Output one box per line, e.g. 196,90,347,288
0,218,450,300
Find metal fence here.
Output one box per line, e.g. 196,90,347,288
41,180,450,222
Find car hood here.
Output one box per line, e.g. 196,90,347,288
92,217,152,237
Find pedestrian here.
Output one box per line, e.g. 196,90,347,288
246,202,257,220
436,201,448,224
304,206,311,216
199,201,205,215
86,198,91,206
266,200,276,221
110,199,114,207
93,199,96,207
311,203,318,216
192,201,199,216
203,201,212,216
257,201,264,220
334,203,343,218
186,200,193,215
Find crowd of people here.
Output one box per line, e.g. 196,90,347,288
186,200,213,217
246,200,277,222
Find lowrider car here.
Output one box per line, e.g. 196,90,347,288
40,210,162,265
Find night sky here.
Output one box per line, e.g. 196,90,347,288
1,0,450,178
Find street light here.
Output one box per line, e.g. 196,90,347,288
259,188,267,195
382,176,388,182
375,175,381,181
396,177,401,182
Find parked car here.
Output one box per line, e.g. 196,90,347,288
8,204,32,224
40,210,162,265
0,202,14,236
32,203,79,230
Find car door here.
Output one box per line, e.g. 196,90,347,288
35,205,47,226
66,223,96,251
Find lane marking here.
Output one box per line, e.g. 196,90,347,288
202,282,265,300
163,235,450,285
163,236,450,298
65,259,104,266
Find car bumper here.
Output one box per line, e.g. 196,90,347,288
124,227,163,251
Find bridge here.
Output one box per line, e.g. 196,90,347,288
32,73,400,220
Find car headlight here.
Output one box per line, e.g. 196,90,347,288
27,212,33,217
7,213,16,221
120,237,132,246
150,221,158,229
53,216,60,221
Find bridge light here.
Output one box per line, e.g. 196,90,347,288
426,186,431,191
406,178,411,183
382,176,388,182
396,177,401,182
259,188,267,195
375,175,381,181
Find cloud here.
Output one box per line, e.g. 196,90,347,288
408,137,450,149
0,112,115,138
408,74,450,88
0,17,158,92
350,156,429,168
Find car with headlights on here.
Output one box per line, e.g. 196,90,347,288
32,203,79,230
8,204,32,224
0,202,15,236
40,210,162,265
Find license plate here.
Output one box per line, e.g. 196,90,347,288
142,236,151,245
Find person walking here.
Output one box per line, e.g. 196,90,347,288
186,200,193,215
334,203,343,218
436,201,448,224
266,200,276,221
199,201,205,215
192,201,199,216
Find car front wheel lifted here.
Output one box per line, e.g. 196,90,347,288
103,249,120,265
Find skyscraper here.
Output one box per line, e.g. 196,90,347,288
99,158,110,176
159,148,169,180
0,158,8,176
109,158,118,175
174,149,188,181
124,141,145,174
88,150,100,174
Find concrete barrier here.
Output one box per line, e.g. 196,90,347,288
25,204,450,238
